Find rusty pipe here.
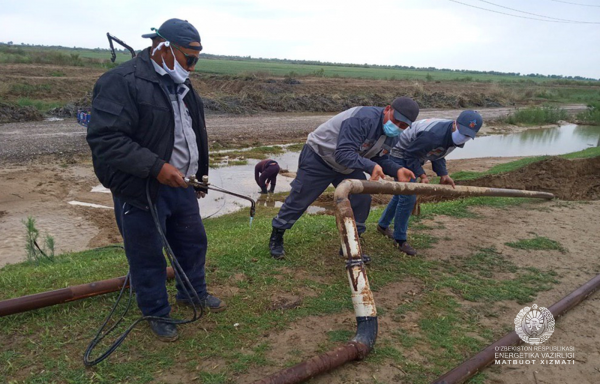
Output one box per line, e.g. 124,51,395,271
334,179,555,201
0,267,175,317
255,180,553,384
433,273,600,384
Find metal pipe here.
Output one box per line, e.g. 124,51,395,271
0,268,175,317
433,273,600,384
255,180,554,384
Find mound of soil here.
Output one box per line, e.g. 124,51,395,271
0,102,43,123
456,156,600,200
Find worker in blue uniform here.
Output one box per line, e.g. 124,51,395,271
269,97,420,263
377,110,483,256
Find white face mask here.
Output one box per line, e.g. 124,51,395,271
153,42,190,84
452,128,472,145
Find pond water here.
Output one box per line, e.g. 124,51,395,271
447,124,600,160
91,124,600,218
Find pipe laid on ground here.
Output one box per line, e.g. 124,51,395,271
254,180,553,384
0,268,175,317
433,273,600,384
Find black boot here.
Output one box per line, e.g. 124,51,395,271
269,228,286,260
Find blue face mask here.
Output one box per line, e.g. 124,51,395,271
383,120,401,137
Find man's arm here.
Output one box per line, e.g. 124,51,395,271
334,117,379,173
400,131,440,178
86,73,164,179
431,158,448,177
254,163,262,187
371,153,401,177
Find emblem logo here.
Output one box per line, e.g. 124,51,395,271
514,304,555,345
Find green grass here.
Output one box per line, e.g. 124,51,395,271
2,45,599,85
15,97,62,112
502,105,568,125
0,199,563,383
505,236,566,253
210,145,286,164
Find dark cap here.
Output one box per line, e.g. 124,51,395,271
142,18,201,51
456,110,483,138
391,97,420,127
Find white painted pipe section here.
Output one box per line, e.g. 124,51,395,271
347,267,377,317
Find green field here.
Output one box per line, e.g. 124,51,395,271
3,44,599,84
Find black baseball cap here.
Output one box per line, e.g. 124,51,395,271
142,18,202,51
391,97,420,127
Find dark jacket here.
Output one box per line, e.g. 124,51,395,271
86,48,209,209
254,159,280,190
390,118,460,177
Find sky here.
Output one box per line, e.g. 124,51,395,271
2,0,600,79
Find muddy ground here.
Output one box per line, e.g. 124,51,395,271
1,63,597,120
1,111,600,383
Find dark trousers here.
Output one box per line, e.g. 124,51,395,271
259,164,280,191
113,186,207,317
272,145,371,234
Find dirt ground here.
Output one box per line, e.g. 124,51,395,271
1,112,600,383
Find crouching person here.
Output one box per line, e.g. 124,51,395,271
269,97,420,263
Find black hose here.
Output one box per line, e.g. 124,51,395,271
83,181,204,366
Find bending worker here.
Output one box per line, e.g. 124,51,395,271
255,159,280,194
269,97,420,262
377,110,483,256
87,19,225,343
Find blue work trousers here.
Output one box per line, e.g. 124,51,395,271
377,157,417,242
113,186,207,317
272,145,371,234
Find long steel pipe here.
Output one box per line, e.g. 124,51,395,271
0,268,175,317
433,273,600,384
254,180,554,384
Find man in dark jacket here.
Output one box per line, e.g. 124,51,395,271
86,19,224,342
269,97,420,262
255,159,280,194
377,110,483,255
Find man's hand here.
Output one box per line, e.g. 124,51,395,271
419,174,430,184
370,164,385,181
195,190,206,199
440,175,456,189
157,163,188,188
397,167,415,182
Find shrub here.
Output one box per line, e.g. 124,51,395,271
503,105,568,125
22,216,55,263
576,102,600,125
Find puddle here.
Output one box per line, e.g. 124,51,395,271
448,124,600,159
87,124,600,218
88,150,307,218
199,151,299,218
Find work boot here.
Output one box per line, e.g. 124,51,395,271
177,293,227,313
396,240,417,256
147,316,178,342
376,225,394,239
269,228,286,260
